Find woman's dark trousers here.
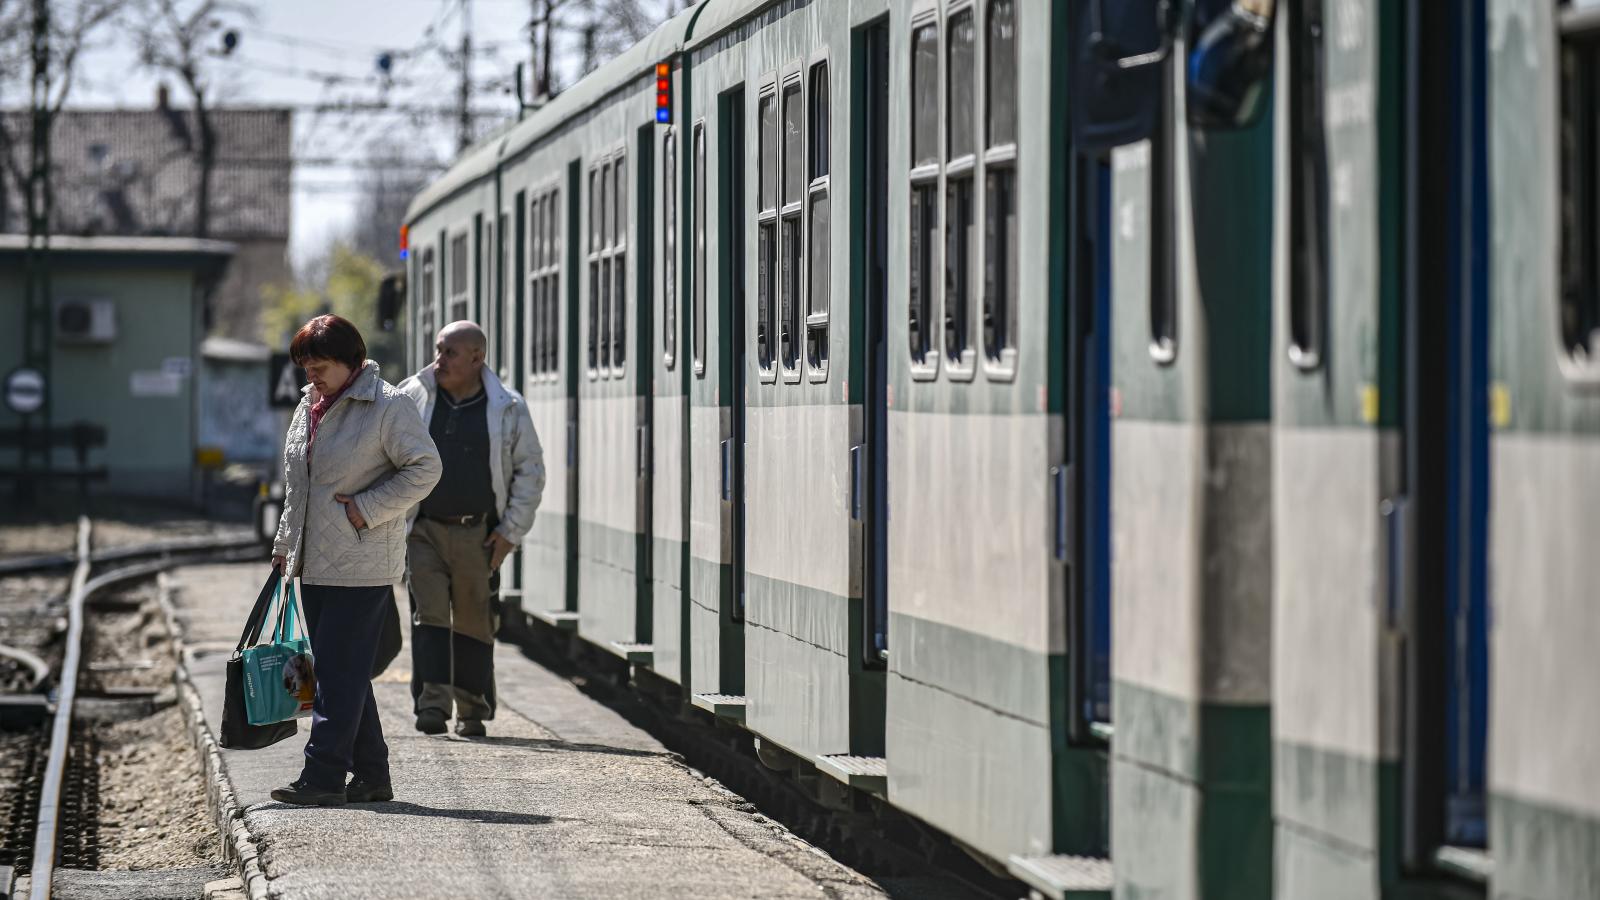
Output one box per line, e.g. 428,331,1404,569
298,584,391,791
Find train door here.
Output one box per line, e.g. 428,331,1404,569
1400,0,1491,872
859,18,890,668
635,123,656,647
566,159,583,613
718,87,749,683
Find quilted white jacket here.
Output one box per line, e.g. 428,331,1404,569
272,362,442,586
396,364,546,543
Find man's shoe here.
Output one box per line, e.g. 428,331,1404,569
270,780,346,806
455,718,486,737
345,779,394,803
415,709,447,735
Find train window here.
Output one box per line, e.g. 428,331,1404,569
987,0,1016,148
912,24,939,168
948,10,975,161
693,121,707,375
780,80,804,375
807,61,830,376
1561,20,1600,372
945,10,976,374
1288,0,1328,372
663,130,677,368
910,22,940,373
589,168,600,376
600,161,612,373
983,0,1017,371
614,154,627,374
757,90,778,376
421,245,436,363
449,233,469,321
548,189,561,378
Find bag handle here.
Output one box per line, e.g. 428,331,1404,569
235,571,282,651
270,580,305,644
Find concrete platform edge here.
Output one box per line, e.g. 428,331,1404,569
157,573,272,900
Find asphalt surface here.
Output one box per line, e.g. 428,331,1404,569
168,564,895,900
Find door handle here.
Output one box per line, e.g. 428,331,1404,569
1382,495,1410,629
850,445,864,521
1053,464,1074,564
637,424,649,477
720,439,732,502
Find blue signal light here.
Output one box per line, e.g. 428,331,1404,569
656,108,670,124
399,248,409,260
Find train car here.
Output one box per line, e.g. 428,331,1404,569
399,0,1600,896
1488,1,1600,896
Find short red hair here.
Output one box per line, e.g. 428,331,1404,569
290,314,367,370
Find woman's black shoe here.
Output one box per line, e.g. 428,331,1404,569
270,780,347,806
345,779,394,803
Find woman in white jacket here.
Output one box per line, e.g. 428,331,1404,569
269,314,441,806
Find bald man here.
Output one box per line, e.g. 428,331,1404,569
397,321,545,737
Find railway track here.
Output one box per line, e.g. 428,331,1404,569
0,519,263,900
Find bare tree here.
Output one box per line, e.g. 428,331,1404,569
0,0,129,230
128,0,254,238
528,0,671,98
350,139,442,265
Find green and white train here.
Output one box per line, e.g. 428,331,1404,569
401,0,1600,896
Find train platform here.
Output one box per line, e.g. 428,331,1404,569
164,563,894,900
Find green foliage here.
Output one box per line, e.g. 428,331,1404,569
260,242,408,376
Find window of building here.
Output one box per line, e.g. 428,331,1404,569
909,22,940,372
663,129,677,367
450,232,469,321
984,0,1018,372
756,90,778,376
693,121,707,374
1561,14,1600,372
807,61,831,375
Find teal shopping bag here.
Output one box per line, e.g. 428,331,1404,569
242,578,316,726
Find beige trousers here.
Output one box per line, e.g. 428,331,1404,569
407,517,497,720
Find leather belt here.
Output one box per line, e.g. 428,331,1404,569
423,512,489,526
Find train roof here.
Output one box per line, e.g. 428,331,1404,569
405,2,706,223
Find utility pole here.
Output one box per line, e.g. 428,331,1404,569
534,0,547,100
458,0,473,152
18,0,54,498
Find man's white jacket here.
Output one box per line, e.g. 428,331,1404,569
397,364,546,543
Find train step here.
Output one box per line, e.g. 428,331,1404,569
1006,854,1113,900
608,642,654,666
815,754,887,796
690,693,747,723
529,608,579,631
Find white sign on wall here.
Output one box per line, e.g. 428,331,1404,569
130,370,182,398
4,367,45,414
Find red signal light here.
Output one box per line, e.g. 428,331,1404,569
658,78,669,92
658,92,670,107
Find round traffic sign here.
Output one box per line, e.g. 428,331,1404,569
4,367,46,415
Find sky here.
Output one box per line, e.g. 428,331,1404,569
64,0,580,270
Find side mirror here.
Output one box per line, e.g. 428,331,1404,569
1071,0,1180,153
377,273,404,332
1186,0,1279,129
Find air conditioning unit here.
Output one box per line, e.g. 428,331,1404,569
56,299,117,344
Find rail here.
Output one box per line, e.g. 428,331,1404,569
14,519,264,900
